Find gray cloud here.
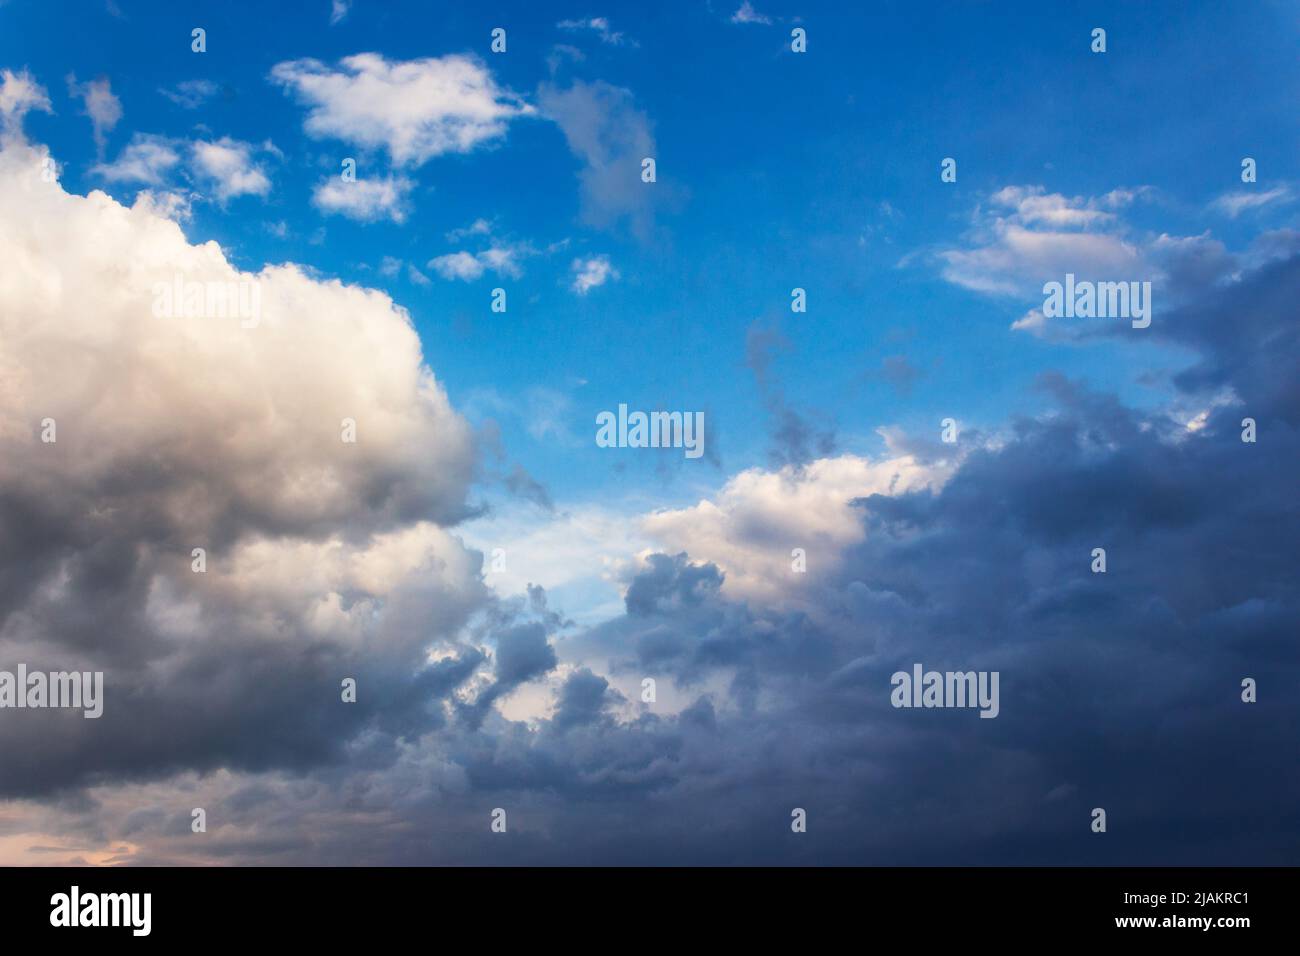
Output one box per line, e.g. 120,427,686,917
745,321,837,468
1,108,1296,864
537,79,659,239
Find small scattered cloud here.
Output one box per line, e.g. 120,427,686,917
158,79,219,109
429,242,532,282
92,133,274,205
504,463,554,511
66,74,122,156
1010,307,1046,334
312,173,413,223
1210,185,1294,219
477,245,528,277
445,217,493,242
570,255,618,294
91,133,181,184
537,79,659,238
546,44,586,75
988,184,1119,228
937,185,1152,297
0,69,52,139
746,321,836,468
190,136,273,202
329,0,350,25
730,2,772,25
429,250,484,281
557,17,634,47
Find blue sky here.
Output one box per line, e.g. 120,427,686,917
7,0,1296,513
0,1,1297,865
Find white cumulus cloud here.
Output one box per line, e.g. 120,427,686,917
312,173,413,223
271,53,534,167
429,244,530,281
570,255,618,294
91,133,182,185
190,137,273,202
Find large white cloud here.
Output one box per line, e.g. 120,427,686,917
0,81,522,863
0,143,473,539
0,127,489,810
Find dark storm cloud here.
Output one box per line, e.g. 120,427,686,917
551,668,620,732
454,594,567,731
624,552,723,616
384,248,1299,865
493,623,559,687
1153,254,1300,423
5,116,1297,863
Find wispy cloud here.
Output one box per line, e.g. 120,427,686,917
1210,185,1294,218
570,254,618,294
730,2,772,25
557,16,634,46
538,79,658,238
91,133,181,184
66,74,122,156
159,79,219,109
